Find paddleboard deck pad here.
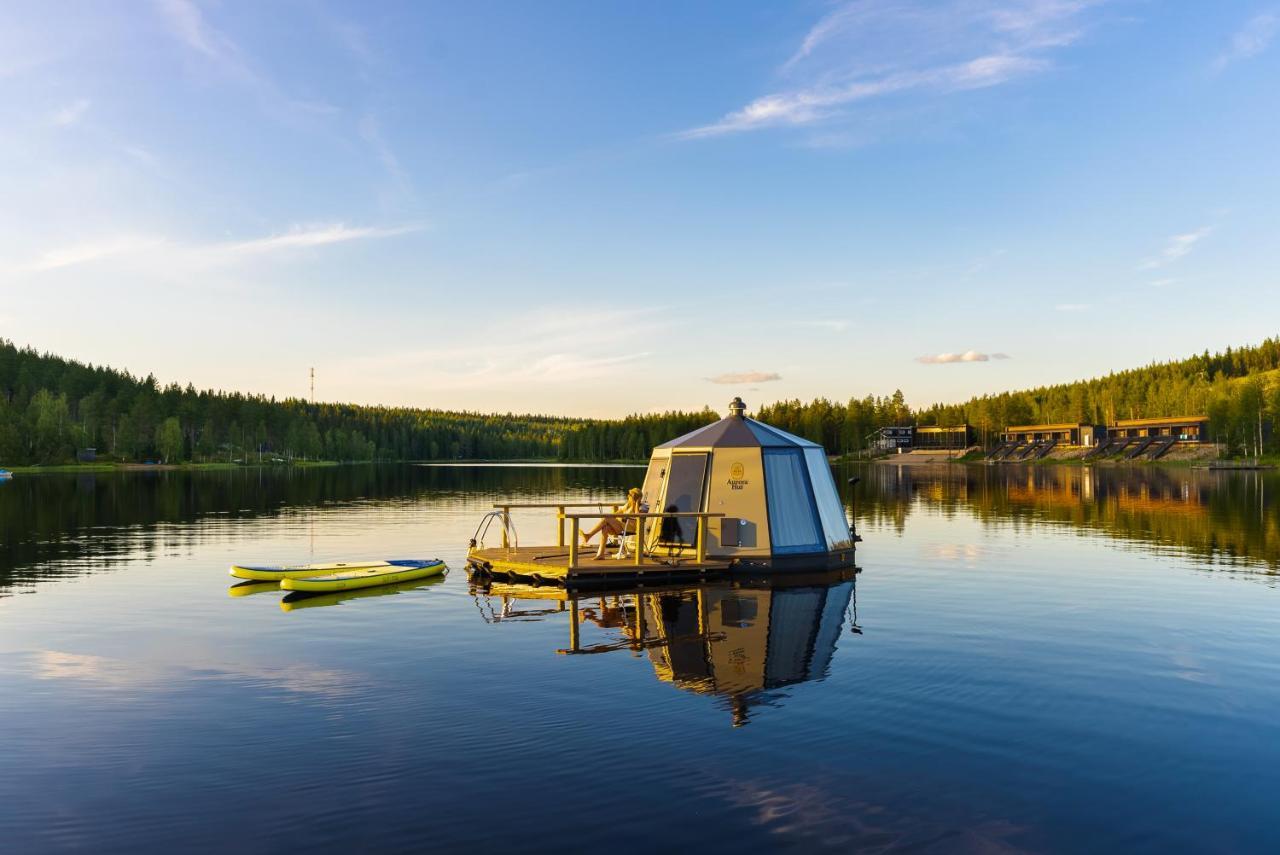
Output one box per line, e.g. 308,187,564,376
279,559,447,592
230,559,438,582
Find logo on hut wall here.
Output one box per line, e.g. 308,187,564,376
728,462,748,490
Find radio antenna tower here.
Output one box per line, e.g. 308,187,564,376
309,367,315,403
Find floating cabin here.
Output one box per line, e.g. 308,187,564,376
466,398,858,586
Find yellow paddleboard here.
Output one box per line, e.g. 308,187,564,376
228,580,282,597
230,560,399,581
280,575,446,612
280,559,447,593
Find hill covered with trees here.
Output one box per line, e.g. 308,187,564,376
759,337,1280,457
3,336,1280,466
0,339,715,465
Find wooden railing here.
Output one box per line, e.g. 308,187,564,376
490,502,724,569
490,501,626,548
560,511,724,568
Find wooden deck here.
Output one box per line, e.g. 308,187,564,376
467,545,731,586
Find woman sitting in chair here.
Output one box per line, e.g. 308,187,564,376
581,488,643,560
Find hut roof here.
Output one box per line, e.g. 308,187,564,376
657,413,821,450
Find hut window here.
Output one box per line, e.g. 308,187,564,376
803,447,853,550
661,453,708,545
762,449,823,555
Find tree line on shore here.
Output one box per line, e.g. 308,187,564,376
0,339,715,465
2,336,1279,465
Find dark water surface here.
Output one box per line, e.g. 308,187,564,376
2,463,1279,853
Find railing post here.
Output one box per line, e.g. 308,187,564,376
635,516,644,566
696,515,707,564
500,506,510,548
569,597,580,653
557,506,565,547
568,517,579,569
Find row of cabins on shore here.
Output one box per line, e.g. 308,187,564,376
876,416,1210,454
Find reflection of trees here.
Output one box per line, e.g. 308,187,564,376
841,463,1280,571
0,464,638,591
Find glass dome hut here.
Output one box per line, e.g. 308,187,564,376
638,398,855,568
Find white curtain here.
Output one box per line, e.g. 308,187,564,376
763,449,822,554
803,447,853,550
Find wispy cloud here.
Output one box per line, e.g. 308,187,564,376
682,0,1109,138
1139,226,1213,270
358,114,411,189
916,350,1010,364
793,319,849,333
25,236,166,272
19,223,423,274
152,0,337,116
708,371,782,385
226,223,421,255
1213,10,1279,71
340,308,673,394
1149,277,1177,288
1054,302,1090,312
51,98,91,127
154,0,248,77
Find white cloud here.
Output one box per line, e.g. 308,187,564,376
154,0,244,73
152,0,337,117
916,350,1010,364
1149,277,1177,288
25,236,167,272
225,223,421,255
18,223,423,274
1054,302,1090,312
1213,11,1279,71
51,98,91,127
793,319,849,333
1139,226,1213,270
358,114,411,189
338,308,674,394
682,0,1109,138
707,371,782,385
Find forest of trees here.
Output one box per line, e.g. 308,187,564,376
758,337,1280,457
3,336,1280,466
0,339,715,465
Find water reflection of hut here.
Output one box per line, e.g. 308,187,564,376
628,575,857,726
472,570,860,726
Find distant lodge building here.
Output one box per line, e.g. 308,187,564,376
1002,423,1098,447
1110,416,1207,442
1003,416,1208,447
914,425,974,450
989,416,1209,462
874,425,973,452
876,416,1209,457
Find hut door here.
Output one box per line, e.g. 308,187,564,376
657,453,708,547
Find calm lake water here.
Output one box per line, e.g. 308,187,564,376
2,462,1279,853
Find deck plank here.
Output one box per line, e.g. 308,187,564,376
467,545,731,584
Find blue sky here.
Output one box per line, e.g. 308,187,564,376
2,1,1278,417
